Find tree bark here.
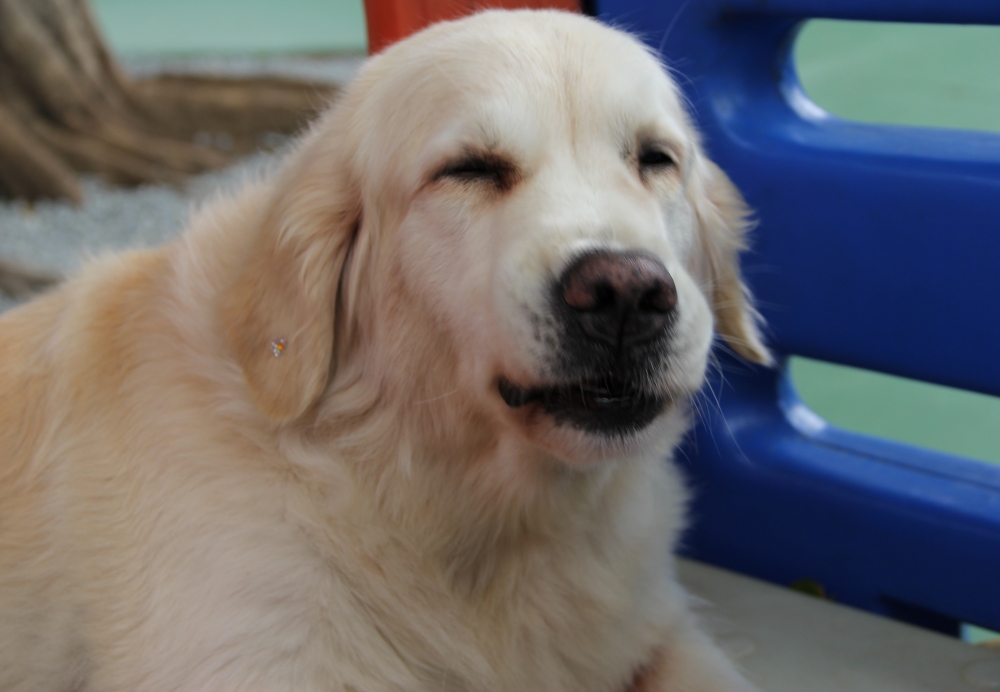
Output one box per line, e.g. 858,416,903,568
0,0,338,202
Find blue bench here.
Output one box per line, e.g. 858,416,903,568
594,0,1000,635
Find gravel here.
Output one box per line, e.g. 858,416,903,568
0,54,365,313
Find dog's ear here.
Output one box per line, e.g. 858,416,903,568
219,130,360,422
690,158,773,366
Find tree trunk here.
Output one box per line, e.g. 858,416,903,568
0,0,339,203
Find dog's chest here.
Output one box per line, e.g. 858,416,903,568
269,504,675,692
128,460,680,692
259,466,682,692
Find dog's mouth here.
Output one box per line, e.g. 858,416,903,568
497,376,667,436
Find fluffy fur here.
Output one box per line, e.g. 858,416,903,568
0,11,770,692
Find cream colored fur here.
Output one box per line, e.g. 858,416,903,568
0,11,769,692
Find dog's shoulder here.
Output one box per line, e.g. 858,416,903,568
0,248,172,484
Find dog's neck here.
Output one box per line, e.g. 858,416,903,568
302,371,660,601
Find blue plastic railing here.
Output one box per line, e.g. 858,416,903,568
593,0,1000,634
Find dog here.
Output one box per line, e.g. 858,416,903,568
0,10,771,692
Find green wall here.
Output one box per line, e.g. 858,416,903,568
796,20,1000,134
91,0,368,54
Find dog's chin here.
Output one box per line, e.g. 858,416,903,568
497,376,670,457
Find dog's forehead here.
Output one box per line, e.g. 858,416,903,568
420,14,685,126
351,12,692,188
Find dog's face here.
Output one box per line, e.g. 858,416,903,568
222,11,769,468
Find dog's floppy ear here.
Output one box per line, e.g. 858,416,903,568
690,158,773,366
219,130,360,422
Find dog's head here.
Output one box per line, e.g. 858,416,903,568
219,10,769,467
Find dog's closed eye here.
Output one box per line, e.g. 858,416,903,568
637,144,677,176
434,152,518,191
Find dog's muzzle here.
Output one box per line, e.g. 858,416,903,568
500,249,676,437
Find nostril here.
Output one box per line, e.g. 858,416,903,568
639,276,677,313
592,283,616,311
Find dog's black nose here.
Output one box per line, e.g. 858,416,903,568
560,250,676,348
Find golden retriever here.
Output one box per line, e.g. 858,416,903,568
0,10,770,692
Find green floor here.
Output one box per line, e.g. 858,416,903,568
89,7,1000,466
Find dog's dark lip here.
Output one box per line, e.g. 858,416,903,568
497,376,668,434
497,378,540,408
498,378,642,410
